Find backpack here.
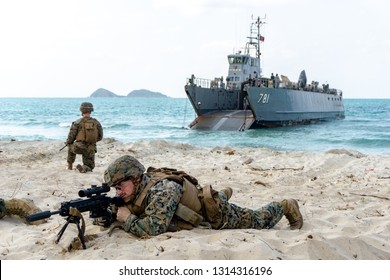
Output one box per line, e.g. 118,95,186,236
76,118,99,144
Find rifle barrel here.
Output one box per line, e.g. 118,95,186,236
26,210,61,222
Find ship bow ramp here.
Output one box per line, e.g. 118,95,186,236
189,110,255,131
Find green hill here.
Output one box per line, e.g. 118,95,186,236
90,88,168,98
127,89,168,98
90,88,121,97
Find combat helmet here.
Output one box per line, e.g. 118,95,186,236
104,155,146,187
80,102,94,113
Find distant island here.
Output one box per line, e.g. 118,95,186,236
90,88,119,97
90,88,169,98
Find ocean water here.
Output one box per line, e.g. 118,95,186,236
0,98,389,155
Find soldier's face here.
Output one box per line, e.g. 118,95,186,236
115,179,135,199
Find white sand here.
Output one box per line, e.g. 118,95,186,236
0,139,389,260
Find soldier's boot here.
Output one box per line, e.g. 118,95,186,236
0,198,6,219
281,199,303,230
77,164,92,173
76,164,86,173
220,187,233,200
3,198,45,224
67,163,73,170
84,166,93,172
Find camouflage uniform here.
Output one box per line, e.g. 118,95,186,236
0,198,44,224
120,174,284,238
66,102,103,172
104,155,302,239
0,199,6,219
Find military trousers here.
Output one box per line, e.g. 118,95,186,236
67,142,96,171
216,192,284,230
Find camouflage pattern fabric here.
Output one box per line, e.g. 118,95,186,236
104,155,146,187
217,192,284,230
67,141,96,171
0,198,6,219
0,198,45,224
121,174,284,238
80,102,94,113
122,175,184,237
66,116,103,171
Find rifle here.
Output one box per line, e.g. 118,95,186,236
27,183,124,249
59,144,67,151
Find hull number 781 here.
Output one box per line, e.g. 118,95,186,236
257,93,270,104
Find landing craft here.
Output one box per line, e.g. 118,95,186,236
185,16,345,131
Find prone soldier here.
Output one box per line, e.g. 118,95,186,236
102,155,303,238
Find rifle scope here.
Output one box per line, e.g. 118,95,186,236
78,183,110,198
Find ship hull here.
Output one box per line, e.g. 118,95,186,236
184,84,243,115
185,83,345,130
246,86,345,127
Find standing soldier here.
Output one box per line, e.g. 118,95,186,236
270,73,275,88
66,102,103,173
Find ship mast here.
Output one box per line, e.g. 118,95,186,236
245,15,266,77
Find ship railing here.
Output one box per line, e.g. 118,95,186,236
250,78,271,88
186,76,226,89
249,77,343,96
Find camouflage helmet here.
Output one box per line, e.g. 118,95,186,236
104,155,146,187
80,102,94,113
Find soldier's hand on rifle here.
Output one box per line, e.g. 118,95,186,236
116,207,131,223
93,216,110,227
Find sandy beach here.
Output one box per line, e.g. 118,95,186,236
0,138,389,260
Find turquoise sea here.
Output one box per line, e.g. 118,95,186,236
0,98,389,155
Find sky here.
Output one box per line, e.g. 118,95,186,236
0,0,389,99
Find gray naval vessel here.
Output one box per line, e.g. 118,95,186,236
185,16,345,131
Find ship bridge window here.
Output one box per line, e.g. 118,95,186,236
228,56,249,64
226,76,240,82
233,57,243,64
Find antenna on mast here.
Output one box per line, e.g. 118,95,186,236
255,14,266,59
245,15,266,59
252,14,266,77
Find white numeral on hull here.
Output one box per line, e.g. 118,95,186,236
257,93,270,104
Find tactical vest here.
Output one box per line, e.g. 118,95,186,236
76,117,99,144
127,167,222,230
